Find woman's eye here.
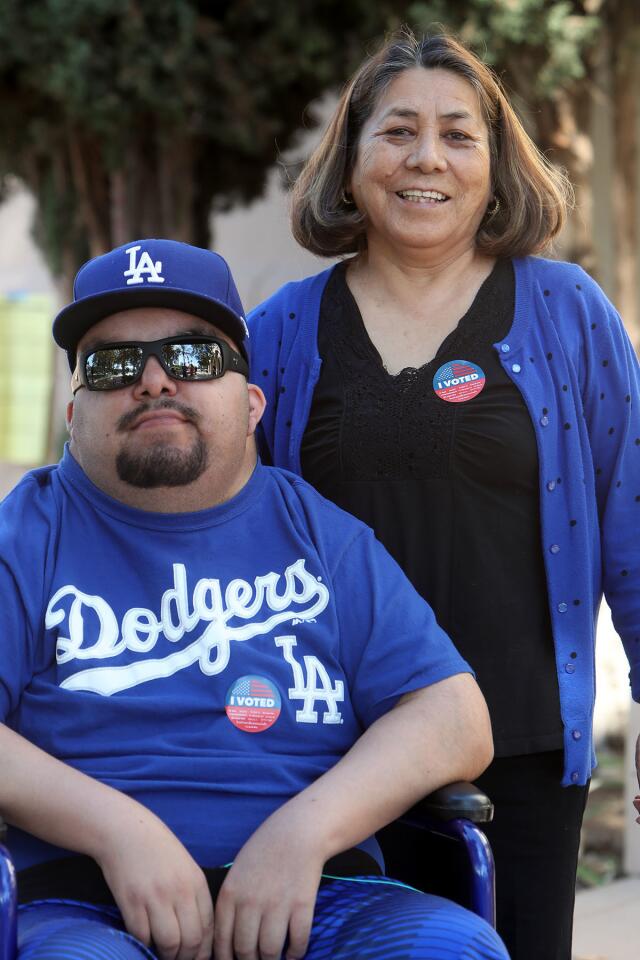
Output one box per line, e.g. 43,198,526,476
386,126,413,137
446,130,471,141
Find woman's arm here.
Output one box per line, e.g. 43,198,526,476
580,287,640,692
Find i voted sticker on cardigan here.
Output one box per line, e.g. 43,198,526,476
433,360,486,403
225,675,281,733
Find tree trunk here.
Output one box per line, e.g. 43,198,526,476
610,0,639,346
533,88,597,275
110,169,130,248
67,129,110,258
157,134,195,243
502,49,597,274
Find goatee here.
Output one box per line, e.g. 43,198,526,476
116,438,208,488
116,400,207,488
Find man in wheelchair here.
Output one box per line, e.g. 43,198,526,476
0,239,509,960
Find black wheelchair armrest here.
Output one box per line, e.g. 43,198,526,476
383,781,496,926
403,781,493,825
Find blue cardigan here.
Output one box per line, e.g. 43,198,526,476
247,255,640,786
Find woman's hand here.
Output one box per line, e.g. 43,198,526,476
96,808,214,960
214,810,323,960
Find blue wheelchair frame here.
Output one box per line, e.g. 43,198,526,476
399,781,495,925
0,828,16,960
0,782,494,959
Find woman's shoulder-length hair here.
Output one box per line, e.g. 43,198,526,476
291,29,573,260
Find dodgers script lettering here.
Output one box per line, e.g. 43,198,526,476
46,560,329,696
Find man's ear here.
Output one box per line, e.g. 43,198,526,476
66,401,74,437
247,383,266,436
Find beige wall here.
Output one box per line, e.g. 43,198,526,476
0,461,28,498
0,181,56,297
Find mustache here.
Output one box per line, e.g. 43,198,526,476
117,399,201,433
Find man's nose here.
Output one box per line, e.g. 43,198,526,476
132,355,178,399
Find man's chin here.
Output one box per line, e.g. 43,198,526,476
116,440,207,488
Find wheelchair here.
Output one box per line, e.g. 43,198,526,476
0,782,494,960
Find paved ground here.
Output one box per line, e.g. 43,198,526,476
573,876,640,960
572,736,640,959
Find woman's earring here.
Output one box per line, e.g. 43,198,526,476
341,189,354,207
485,196,501,221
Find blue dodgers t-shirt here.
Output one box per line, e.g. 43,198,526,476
0,449,470,870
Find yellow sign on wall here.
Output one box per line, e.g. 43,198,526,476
0,294,53,465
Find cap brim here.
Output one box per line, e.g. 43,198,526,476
53,287,248,368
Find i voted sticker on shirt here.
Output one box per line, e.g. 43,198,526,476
225,675,281,733
433,359,486,403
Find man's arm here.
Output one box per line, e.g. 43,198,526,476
214,671,492,960
0,723,214,960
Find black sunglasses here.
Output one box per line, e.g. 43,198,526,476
72,336,249,393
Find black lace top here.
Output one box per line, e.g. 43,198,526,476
301,258,563,756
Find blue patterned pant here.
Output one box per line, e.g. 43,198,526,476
17,877,509,959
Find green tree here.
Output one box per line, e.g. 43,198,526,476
1,1,638,340
0,0,408,285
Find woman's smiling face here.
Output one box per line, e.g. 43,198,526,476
349,67,493,262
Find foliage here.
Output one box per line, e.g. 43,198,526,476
0,0,408,278
407,0,601,96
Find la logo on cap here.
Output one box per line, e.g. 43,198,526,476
124,244,165,286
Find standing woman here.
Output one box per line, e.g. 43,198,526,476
247,30,640,960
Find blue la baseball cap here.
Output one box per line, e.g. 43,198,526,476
53,239,249,370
